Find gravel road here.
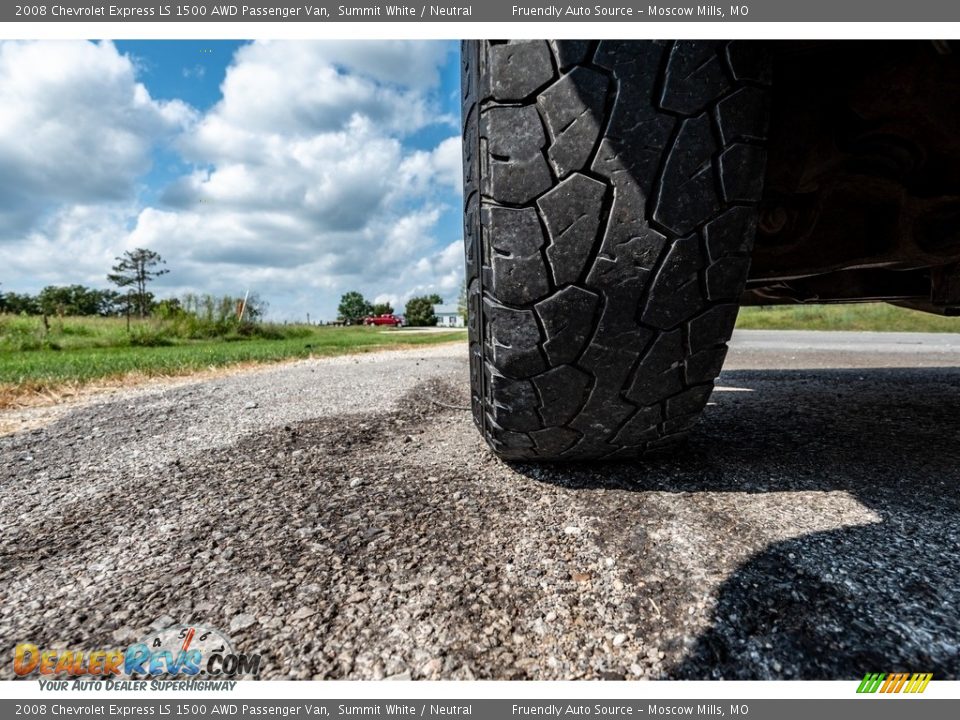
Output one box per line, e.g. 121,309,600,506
1,331,959,680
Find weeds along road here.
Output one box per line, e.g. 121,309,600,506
1,332,959,680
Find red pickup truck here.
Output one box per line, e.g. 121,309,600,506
363,314,404,327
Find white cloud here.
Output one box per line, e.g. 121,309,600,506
370,239,465,312
141,40,463,318
178,41,451,165
0,40,464,320
1,204,140,290
398,136,464,196
0,40,192,236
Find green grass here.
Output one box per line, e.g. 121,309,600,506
736,303,960,332
3,304,955,407
0,315,465,405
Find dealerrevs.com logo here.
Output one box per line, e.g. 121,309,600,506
14,624,261,679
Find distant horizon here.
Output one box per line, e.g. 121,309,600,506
0,39,464,322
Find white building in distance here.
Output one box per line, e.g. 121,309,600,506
434,304,465,328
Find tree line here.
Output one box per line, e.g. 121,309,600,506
0,248,269,328
0,248,168,318
337,291,448,326
2,246,463,327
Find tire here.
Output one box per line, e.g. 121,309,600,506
461,40,771,460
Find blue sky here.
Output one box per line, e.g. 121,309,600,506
0,40,464,320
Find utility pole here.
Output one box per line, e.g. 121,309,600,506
237,289,250,321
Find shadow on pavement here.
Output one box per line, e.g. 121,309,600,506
512,366,960,678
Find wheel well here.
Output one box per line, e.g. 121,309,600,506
746,41,960,314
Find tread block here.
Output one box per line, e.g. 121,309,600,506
535,286,600,365
485,155,553,205
538,173,607,285
484,206,550,305
725,41,773,85
653,113,720,236
689,304,739,353
531,426,581,456
686,345,728,384
467,279,481,335
715,86,769,145
538,66,611,178
483,104,547,159
571,343,640,440
591,282,654,350
718,143,768,203
464,200,479,282
485,416,536,457
590,119,674,197
488,373,542,432
533,364,591,426
665,384,714,417
661,413,701,435
705,255,751,301
703,205,757,260
483,298,548,378
488,42,555,101
481,106,553,204
549,40,593,71
594,39,667,71
625,330,685,405
461,40,476,106
640,234,705,329
660,41,731,116
586,211,667,290
646,433,690,452
612,405,663,445
469,343,484,428
594,42,672,200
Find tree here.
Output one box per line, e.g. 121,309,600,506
36,285,118,316
107,248,168,319
38,286,75,316
153,298,185,320
337,291,372,324
2,291,39,315
95,289,123,316
404,294,443,327
370,301,394,316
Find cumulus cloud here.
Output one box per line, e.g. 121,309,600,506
1,204,141,289
398,136,464,196
371,239,464,311
0,40,465,320
164,116,408,232
0,40,192,236
139,40,463,318
176,41,452,166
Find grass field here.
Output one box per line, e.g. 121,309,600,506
2,303,957,409
736,303,960,332
0,314,465,407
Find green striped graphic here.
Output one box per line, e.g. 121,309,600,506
857,673,886,693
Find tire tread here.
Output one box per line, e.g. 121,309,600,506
462,40,769,460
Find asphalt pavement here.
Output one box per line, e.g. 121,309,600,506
1,331,958,680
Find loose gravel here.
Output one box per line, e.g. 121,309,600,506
1,335,958,680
